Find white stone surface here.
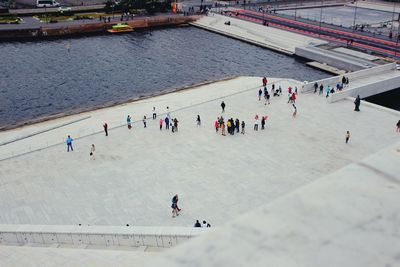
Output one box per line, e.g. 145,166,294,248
295,46,377,71
0,76,399,229
191,13,327,55
144,141,400,267
302,63,399,92
333,47,380,61
0,245,153,267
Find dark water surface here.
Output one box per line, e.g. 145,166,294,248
0,26,330,129
365,88,400,111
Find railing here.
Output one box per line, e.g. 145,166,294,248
0,224,209,248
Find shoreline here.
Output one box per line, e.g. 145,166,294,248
0,14,201,40
0,76,238,132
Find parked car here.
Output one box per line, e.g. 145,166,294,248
58,6,72,13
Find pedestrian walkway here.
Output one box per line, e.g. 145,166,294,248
0,76,398,228
302,63,400,103
190,13,327,55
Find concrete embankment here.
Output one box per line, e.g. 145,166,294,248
0,15,201,39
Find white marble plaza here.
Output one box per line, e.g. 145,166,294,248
0,76,398,229
145,141,400,267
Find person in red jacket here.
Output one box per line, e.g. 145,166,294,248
262,76,267,86
103,122,108,136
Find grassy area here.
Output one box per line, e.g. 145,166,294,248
0,16,22,24
34,12,122,23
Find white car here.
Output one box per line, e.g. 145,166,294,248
58,6,72,12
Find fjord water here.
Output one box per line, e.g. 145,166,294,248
0,26,329,129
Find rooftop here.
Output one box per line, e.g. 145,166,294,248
0,76,398,227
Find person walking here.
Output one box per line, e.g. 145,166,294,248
127,115,132,129
159,118,163,130
319,84,323,95
171,194,180,218
345,131,350,144
66,135,74,152
103,122,108,136
221,122,226,136
196,115,201,127
90,144,95,160
326,85,330,98
258,88,262,101
173,118,179,132
292,103,297,118
397,120,400,133
313,82,318,93
354,95,361,111
241,121,245,134
221,101,226,113
265,90,270,105
342,76,346,87
143,115,147,128
165,116,170,130
291,92,296,103
152,107,157,120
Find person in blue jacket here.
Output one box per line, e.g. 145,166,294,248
165,116,170,130
66,135,73,152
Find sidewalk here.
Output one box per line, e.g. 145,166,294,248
191,13,327,55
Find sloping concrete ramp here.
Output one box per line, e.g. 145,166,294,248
143,141,400,267
302,63,400,102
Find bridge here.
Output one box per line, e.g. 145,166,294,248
302,62,400,103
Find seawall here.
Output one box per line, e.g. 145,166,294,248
0,15,201,40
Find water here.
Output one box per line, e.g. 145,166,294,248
0,26,330,129
365,88,400,111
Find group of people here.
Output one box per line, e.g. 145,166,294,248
161,116,180,133
215,116,245,136
194,220,211,228
253,114,268,131
126,107,181,133
313,76,349,97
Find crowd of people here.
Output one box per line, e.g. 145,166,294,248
215,116,244,135
62,75,400,228
313,75,349,97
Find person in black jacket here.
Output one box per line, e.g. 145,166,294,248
354,95,361,111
